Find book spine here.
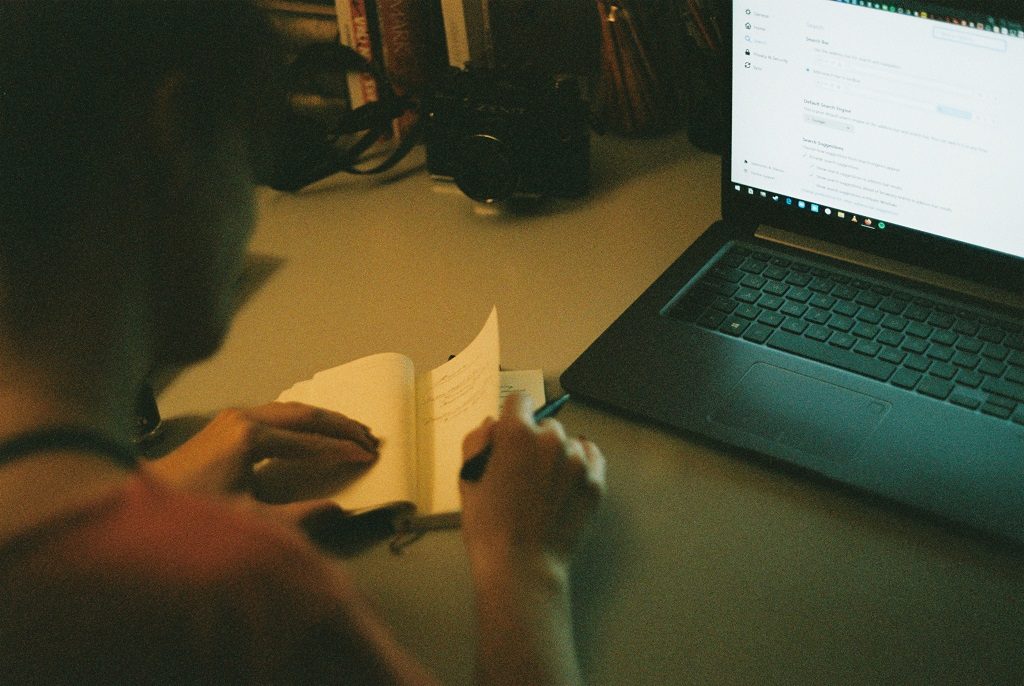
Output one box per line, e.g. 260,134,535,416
440,0,491,68
335,0,379,107
374,0,447,96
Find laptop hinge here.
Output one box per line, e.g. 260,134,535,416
755,225,1024,311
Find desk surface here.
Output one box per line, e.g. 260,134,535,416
159,132,1024,685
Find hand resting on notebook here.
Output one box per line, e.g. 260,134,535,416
145,401,381,526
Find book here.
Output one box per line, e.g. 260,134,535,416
258,308,544,526
373,0,448,97
335,0,380,108
440,0,492,68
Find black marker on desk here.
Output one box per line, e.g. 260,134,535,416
459,393,572,482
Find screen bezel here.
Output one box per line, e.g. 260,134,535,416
720,0,1024,295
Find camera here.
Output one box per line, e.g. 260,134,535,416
423,65,591,203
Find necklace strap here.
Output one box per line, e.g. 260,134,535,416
0,426,136,469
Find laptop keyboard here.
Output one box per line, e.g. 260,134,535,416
666,243,1024,424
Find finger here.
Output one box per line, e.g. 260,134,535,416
462,416,496,460
579,439,607,496
245,402,380,454
500,392,534,425
251,424,378,464
266,498,344,527
537,417,568,444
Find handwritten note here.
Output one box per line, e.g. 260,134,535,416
416,307,500,513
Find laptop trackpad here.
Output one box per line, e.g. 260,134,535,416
710,363,890,457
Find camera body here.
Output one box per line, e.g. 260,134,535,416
423,65,591,203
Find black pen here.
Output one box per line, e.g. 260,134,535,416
459,393,572,482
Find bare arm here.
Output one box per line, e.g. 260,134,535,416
460,394,607,686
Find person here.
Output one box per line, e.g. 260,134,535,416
0,2,606,685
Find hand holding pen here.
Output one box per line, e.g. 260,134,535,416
460,393,572,481
457,392,606,685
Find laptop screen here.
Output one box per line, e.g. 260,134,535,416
730,1,1024,260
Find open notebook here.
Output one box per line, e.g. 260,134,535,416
258,308,544,528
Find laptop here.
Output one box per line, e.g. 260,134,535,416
561,0,1024,544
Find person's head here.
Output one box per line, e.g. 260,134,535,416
0,1,275,366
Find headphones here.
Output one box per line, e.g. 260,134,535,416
255,42,420,192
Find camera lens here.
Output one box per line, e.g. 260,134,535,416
454,134,519,203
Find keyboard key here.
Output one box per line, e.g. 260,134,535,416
782,317,809,335
740,259,767,274
710,296,737,313
735,304,760,320
1004,334,1024,351
986,394,1016,410
857,308,884,325
978,359,1007,378
697,310,728,329
828,315,855,333
780,302,808,318
767,330,896,381
930,362,957,380
763,281,789,297
743,323,774,345
950,391,982,410
879,297,908,314
711,266,744,283
891,368,922,389
978,325,1006,344
926,344,954,362
955,337,983,354
876,330,904,347
758,311,785,328
1006,365,1024,385
852,322,881,339
735,288,761,304
931,329,958,347
905,355,931,373
881,314,909,331
953,319,980,336
918,377,954,400
809,293,837,310
951,351,980,369
809,277,835,293
981,402,1013,420
981,377,1024,403
904,304,931,321
805,324,832,342
901,337,929,354
928,311,956,328
834,301,860,318
785,272,812,287
720,317,750,337
981,343,1009,361
805,308,831,325
879,347,907,365
853,340,882,357
956,369,984,388
906,321,934,339
741,274,767,289
787,288,812,303
830,332,856,350
856,291,882,308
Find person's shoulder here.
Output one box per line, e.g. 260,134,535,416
78,473,331,587
0,473,358,683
